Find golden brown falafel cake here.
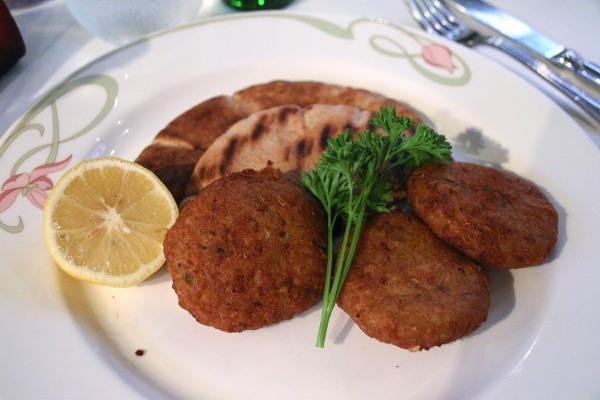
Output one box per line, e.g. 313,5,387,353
337,210,490,351
163,167,328,332
407,162,559,269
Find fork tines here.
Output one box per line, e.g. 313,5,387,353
406,0,472,41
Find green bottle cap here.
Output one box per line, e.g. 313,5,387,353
223,0,293,11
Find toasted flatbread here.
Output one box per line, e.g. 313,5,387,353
135,80,423,202
189,104,378,192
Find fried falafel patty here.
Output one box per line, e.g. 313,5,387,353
407,162,559,269
163,167,327,332
337,210,490,351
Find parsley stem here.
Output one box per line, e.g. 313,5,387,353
316,230,342,347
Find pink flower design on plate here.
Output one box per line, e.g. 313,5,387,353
422,43,456,72
0,156,72,212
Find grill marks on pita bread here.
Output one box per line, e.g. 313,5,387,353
189,104,379,192
135,96,253,202
135,80,423,203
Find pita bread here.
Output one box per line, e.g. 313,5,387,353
189,104,378,192
135,81,423,202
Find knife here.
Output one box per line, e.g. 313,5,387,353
446,0,600,93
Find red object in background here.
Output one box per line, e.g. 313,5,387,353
0,1,26,77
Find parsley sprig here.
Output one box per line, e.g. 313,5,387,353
300,106,452,348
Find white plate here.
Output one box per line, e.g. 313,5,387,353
1,12,599,399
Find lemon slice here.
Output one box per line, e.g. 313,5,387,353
43,157,179,287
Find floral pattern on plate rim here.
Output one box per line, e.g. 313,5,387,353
0,14,469,234
0,75,118,233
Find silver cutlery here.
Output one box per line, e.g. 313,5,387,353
447,0,600,91
405,0,600,124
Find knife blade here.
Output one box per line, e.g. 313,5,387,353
446,0,600,91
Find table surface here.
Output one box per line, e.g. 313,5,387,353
2,0,600,149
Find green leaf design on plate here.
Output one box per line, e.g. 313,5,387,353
0,75,118,233
282,15,471,85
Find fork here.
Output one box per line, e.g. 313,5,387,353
405,0,600,124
